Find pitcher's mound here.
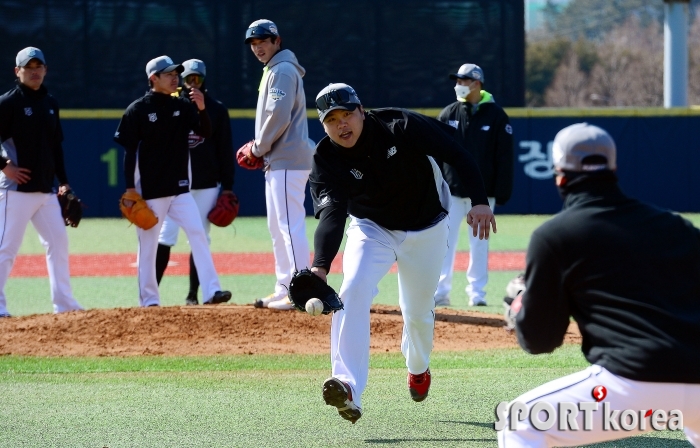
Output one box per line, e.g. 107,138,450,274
0,304,581,357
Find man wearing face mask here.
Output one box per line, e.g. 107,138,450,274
433,63,513,307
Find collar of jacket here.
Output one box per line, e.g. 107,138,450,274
458,90,494,113
559,171,623,208
17,81,48,99
148,90,176,102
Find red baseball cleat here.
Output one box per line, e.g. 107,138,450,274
408,368,431,402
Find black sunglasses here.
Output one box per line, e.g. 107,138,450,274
184,74,204,84
316,89,354,111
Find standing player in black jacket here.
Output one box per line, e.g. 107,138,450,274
498,123,700,447
154,59,235,305
114,56,231,308
309,83,496,423
434,63,513,307
0,47,84,317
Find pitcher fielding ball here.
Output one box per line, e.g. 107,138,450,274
305,298,324,316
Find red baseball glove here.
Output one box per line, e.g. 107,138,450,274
236,140,264,170
207,193,240,227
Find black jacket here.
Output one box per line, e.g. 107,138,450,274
516,172,700,383
310,108,488,271
437,91,513,205
114,91,211,200
0,82,69,193
180,88,235,191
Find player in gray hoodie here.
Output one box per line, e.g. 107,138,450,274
244,19,314,310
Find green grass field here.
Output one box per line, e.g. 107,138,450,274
2,216,696,447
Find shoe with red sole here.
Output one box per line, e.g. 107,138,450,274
408,368,431,402
322,377,362,424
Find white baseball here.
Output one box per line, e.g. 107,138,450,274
305,298,324,316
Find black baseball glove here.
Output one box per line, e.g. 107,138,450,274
57,189,83,228
288,268,344,314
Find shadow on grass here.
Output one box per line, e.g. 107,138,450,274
439,420,495,429
370,307,504,328
580,436,693,447
365,438,493,444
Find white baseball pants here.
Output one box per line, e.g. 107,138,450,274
330,215,449,408
0,189,83,314
265,169,311,300
498,364,700,447
435,196,496,302
158,186,219,246
136,193,222,306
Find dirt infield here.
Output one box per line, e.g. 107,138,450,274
0,304,581,357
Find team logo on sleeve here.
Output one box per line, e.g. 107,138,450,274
188,130,204,148
173,110,180,117
148,113,157,122
448,120,458,129
49,109,54,115
387,146,397,158
319,195,331,206
505,124,513,134
350,169,363,180
481,125,490,131
24,107,32,116
269,88,286,101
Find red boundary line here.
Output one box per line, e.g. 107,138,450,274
10,252,525,278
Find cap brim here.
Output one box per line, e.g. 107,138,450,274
318,104,359,122
18,57,46,67
182,69,204,78
245,34,275,44
449,73,473,80
158,64,184,74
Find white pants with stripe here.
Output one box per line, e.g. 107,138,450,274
0,190,83,314
265,169,311,300
498,365,700,447
330,216,449,408
435,196,496,302
158,187,219,246
136,193,222,306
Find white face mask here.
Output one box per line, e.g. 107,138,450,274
454,84,470,100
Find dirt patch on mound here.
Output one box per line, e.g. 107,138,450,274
0,305,581,357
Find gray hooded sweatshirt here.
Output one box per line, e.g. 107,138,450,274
251,49,314,170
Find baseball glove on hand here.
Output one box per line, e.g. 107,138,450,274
503,273,526,331
119,191,158,230
236,140,264,170
57,189,83,228
208,193,240,227
288,268,344,314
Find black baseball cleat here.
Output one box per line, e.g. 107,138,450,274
0,312,11,318
185,293,198,306
408,368,431,402
206,290,232,305
322,377,362,424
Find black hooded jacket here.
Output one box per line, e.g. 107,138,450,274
178,87,234,191
0,82,69,192
516,172,700,383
